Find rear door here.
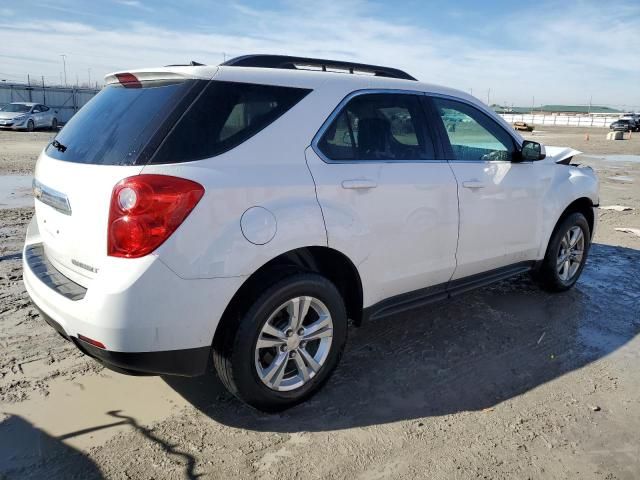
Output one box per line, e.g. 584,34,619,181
33,77,205,286
427,96,550,279
306,91,459,307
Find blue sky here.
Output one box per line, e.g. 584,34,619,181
1,0,639,107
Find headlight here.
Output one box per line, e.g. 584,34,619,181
13,115,26,121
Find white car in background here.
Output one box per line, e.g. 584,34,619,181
0,102,58,131
22,55,599,411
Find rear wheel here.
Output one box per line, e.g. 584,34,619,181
213,273,348,412
532,212,590,292
26,120,34,132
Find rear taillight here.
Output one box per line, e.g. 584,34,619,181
108,175,204,258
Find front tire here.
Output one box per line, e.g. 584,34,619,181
51,118,58,130
213,273,348,412
26,120,34,132
533,212,590,292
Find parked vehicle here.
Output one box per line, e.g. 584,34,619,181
610,118,638,132
23,55,599,411
0,102,58,131
513,121,534,132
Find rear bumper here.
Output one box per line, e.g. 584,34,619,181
35,305,210,376
22,217,245,376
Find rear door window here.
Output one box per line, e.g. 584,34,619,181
318,93,435,161
151,81,311,164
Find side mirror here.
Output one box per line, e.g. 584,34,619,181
519,140,546,161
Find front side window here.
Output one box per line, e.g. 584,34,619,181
318,93,435,161
432,97,515,161
152,81,311,164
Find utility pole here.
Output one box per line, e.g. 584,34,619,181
60,54,67,86
531,96,535,114
487,88,491,105
88,68,91,87
588,95,592,115
42,76,46,105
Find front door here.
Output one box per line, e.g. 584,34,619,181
306,92,459,307
429,96,551,279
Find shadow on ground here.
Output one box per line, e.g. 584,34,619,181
0,415,103,479
165,243,640,432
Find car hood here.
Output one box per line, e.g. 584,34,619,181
543,146,582,164
0,111,29,120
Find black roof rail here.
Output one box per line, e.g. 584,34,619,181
220,54,417,81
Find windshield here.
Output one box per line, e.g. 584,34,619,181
2,104,31,113
45,80,202,165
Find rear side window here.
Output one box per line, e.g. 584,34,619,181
45,80,200,165
318,93,435,161
151,81,311,164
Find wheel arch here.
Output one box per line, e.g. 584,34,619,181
556,197,595,237
213,246,364,346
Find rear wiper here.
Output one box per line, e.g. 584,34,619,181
51,140,67,153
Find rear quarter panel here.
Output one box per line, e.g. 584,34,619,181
141,87,346,279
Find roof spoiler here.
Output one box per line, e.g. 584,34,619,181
221,54,417,81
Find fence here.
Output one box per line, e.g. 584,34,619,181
0,83,100,124
499,113,620,128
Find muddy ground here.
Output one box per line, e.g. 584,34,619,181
0,127,639,479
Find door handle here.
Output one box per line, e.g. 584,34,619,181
341,179,378,190
462,180,486,189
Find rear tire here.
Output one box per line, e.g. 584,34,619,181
213,273,348,412
532,212,590,292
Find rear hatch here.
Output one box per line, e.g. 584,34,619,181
33,70,212,287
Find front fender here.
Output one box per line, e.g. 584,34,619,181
538,162,599,258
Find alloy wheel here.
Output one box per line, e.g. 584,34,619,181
254,296,333,392
557,226,585,281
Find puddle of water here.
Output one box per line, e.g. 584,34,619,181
0,175,33,209
588,155,640,164
606,175,635,182
1,370,192,452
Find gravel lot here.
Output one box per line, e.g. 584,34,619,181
1,127,639,479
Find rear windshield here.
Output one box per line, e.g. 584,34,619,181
46,79,310,166
46,80,200,165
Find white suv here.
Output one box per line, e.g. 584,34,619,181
23,55,599,411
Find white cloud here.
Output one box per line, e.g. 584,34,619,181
114,0,147,9
0,1,638,107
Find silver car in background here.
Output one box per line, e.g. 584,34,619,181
0,102,58,131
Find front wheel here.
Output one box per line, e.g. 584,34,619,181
26,120,35,132
213,273,348,412
532,212,590,292
51,118,58,130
